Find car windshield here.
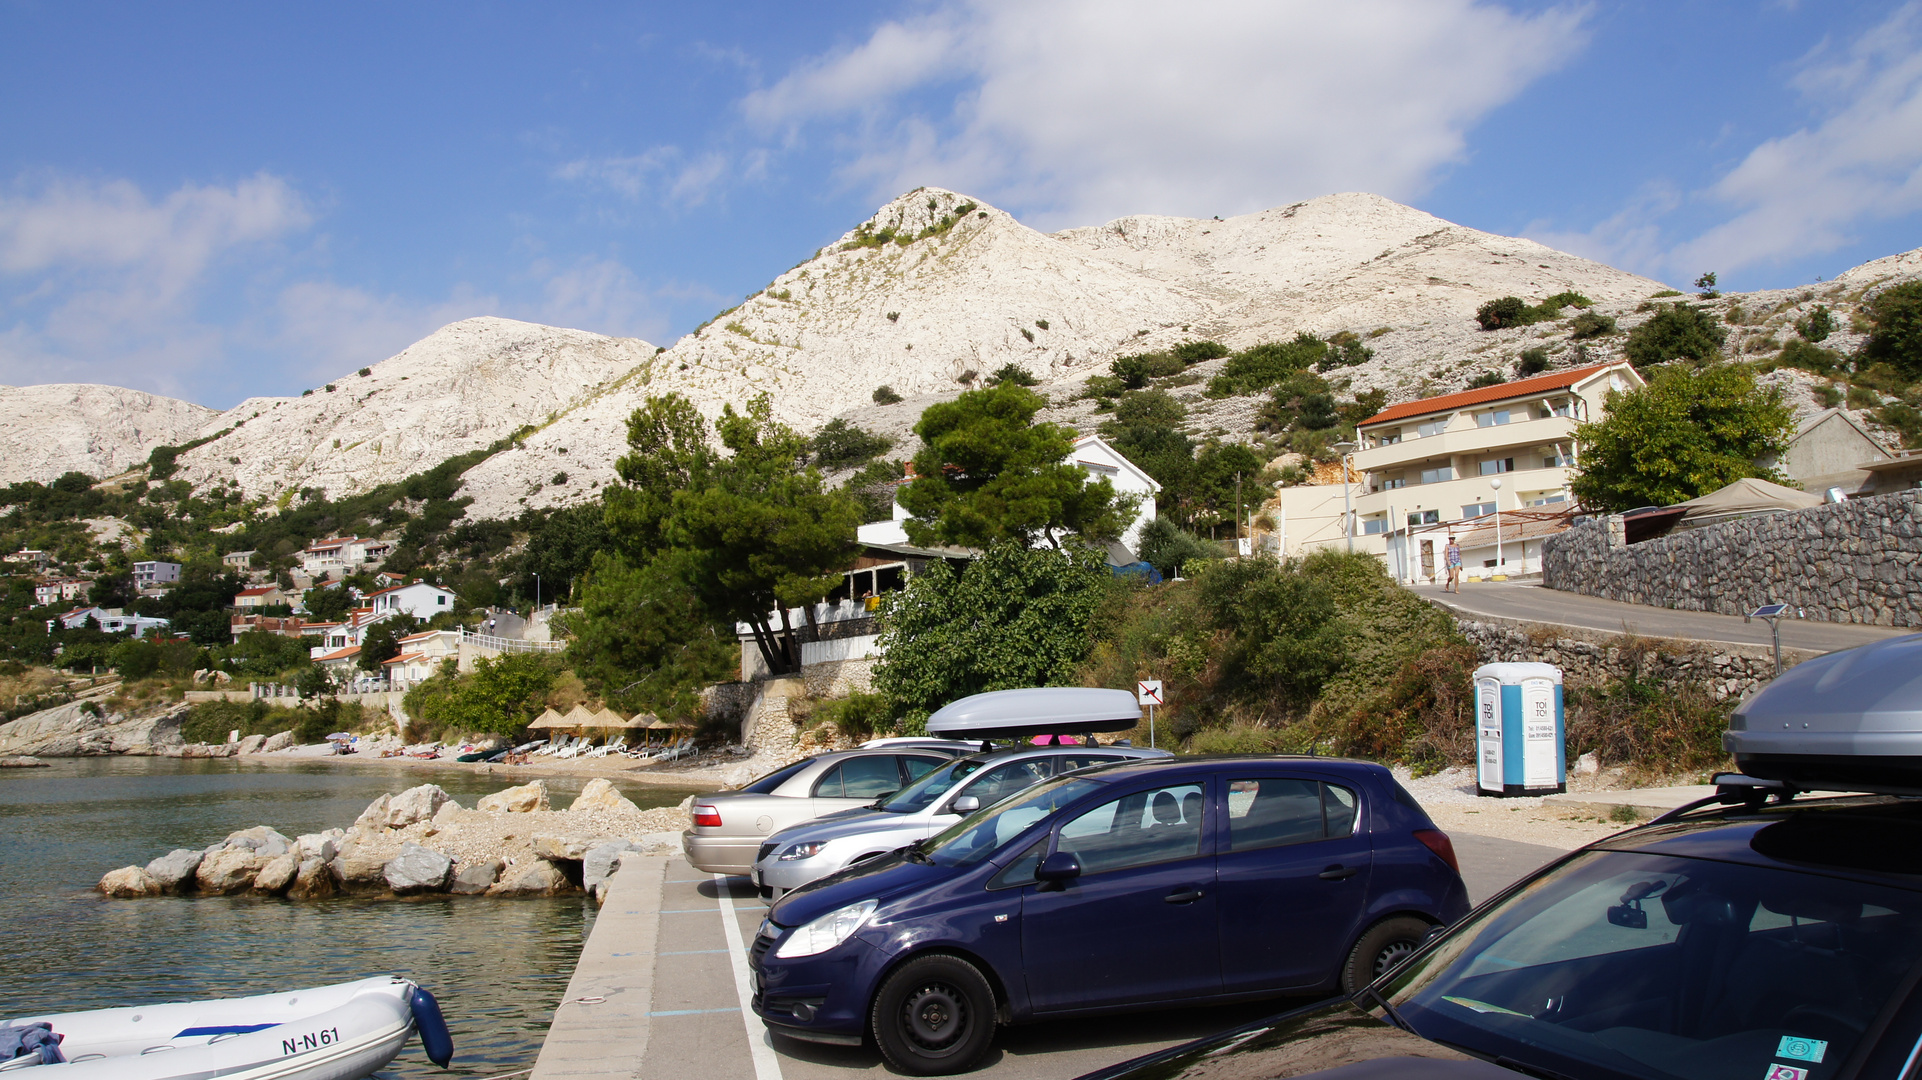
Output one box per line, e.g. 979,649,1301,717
879,758,990,813
739,759,813,795
1381,849,1922,1080
920,777,1104,869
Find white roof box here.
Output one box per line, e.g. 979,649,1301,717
927,687,1142,739
1727,633,1922,793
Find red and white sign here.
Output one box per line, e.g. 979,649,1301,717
1137,680,1164,707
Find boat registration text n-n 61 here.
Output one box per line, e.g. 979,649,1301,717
282,1027,341,1055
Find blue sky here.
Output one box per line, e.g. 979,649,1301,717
3,1,1921,407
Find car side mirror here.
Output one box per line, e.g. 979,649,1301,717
949,795,981,814
1035,851,1081,883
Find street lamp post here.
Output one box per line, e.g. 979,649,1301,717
533,572,542,616
1332,440,1358,553
1489,477,1504,574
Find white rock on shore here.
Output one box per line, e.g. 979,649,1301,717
477,780,548,813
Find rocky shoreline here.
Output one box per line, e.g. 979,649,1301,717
97,778,685,903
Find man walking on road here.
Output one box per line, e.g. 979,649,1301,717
1445,535,1462,592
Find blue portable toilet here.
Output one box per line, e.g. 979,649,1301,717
1473,662,1566,796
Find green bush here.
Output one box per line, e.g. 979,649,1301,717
1208,334,1328,395
181,699,362,746
1650,289,1683,299
1516,347,1550,375
1544,291,1593,309
1314,331,1373,372
1776,339,1844,376
1863,282,1922,378
987,363,1039,387
1135,518,1220,578
1172,340,1230,365
1467,370,1505,389
872,385,903,405
1568,311,1617,340
1846,385,1882,409
810,419,894,470
1113,389,1187,426
1111,351,1185,389
1476,296,1529,330
1623,303,1727,366
1186,723,1300,755
809,692,893,743
1795,304,1835,342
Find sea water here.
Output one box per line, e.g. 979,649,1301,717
0,757,701,1078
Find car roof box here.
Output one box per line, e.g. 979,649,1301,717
1727,633,1922,795
927,687,1142,739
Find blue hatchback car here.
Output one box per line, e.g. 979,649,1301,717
748,755,1470,1075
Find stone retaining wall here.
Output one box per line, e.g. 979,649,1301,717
1455,618,1780,702
1542,491,1922,626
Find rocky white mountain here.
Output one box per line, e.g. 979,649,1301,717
454,188,1672,517
0,384,215,486
168,317,657,502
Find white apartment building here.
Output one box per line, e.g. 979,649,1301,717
299,536,392,577
1273,361,1645,579
132,560,182,587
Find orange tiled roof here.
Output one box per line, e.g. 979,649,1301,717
1360,363,1617,428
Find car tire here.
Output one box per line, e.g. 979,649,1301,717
1341,916,1431,994
870,954,997,1076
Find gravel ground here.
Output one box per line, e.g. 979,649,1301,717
357,803,689,871
1393,765,1642,850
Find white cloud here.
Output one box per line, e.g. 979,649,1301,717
270,281,496,384
1672,2,1922,273
742,0,1590,227
1524,184,1682,282
0,172,312,394
554,148,734,208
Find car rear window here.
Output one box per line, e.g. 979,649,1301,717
1387,849,1922,1080
1224,779,1358,851
741,759,813,794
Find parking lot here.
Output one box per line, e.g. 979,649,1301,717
532,834,1566,1080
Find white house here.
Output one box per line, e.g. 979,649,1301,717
1271,361,1645,580
34,579,89,607
853,432,1161,560
363,581,456,620
54,606,170,638
380,629,462,690
133,561,182,588
299,536,392,577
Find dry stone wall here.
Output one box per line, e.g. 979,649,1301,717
1542,491,1922,627
1454,619,1781,702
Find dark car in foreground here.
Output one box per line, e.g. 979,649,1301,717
748,755,1469,1075
1082,634,1922,1080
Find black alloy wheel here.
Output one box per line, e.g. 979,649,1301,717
871,954,997,1075
1340,916,1432,995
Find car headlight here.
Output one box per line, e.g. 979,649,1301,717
773,899,877,958
778,841,827,861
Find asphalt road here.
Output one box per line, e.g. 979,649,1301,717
1411,582,1912,655
625,833,1569,1080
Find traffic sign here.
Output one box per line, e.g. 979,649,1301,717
1137,680,1164,706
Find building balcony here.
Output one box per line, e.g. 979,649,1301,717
1352,464,1575,523
1356,415,1578,473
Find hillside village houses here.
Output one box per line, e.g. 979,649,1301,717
5,549,51,571
53,606,169,638
33,579,90,607
737,433,1162,680
299,535,391,578
1271,362,1646,581
132,560,181,589
233,585,289,610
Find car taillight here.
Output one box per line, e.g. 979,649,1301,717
1413,829,1459,874
693,804,722,828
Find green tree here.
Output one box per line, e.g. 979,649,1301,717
1863,282,1922,378
808,418,894,470
874,544,1111,719
986,363,1039,387
1198,556,1348,708
1694,272,1719,298
407,652,558,737
1624,303,1727,367
1208,334,1327,395
302,585,351,623
603,393,862,675
1570,363,1795,511
1795,304,1834,343
1135,519,1218,578
566,550,737,719
898,382,1134,550
358,615,422,673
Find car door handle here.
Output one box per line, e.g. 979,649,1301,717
1318,864,1359,880
1163,887,1205,904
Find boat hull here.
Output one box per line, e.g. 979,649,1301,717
6,975,427,1080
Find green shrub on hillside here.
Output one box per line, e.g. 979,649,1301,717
1475,292,1589,331
1209,334,1329,396
1517,347,1551,375
1863,281,1922,378
1776,339,1845,376
1172,340,1230,364
872,385,903,405
1795,304,1835,342
1568,311,1617,340
1622,303,1727,367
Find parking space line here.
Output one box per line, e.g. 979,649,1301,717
661,949,729,956
650,1008,742,1017
713,872,785,1080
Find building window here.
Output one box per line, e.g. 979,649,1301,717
438,595,447,605
1542,454,1565,469
1377,431,1401,446
1408,509,1440,527
1418,467,1454,485
1381,476,1406,490
1477,409,1512,428
1478,458,1514,475
1362,518,1388,535
1415,420,1447,437
1462,501,1496,518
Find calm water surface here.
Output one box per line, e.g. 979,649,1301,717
0,757,701,1078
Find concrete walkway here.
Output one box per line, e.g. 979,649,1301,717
530,836,1577,1080
1411,582,1911,655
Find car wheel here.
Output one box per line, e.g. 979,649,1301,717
871,954,997,1076
1341,916,1431,994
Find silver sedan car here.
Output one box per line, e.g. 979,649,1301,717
752,743,1170,897
681,745,972,874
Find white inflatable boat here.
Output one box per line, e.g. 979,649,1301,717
0,975,452,1078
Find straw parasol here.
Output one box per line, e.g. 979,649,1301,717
595,706,630,729
562,703,600,729
526,707,569,731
